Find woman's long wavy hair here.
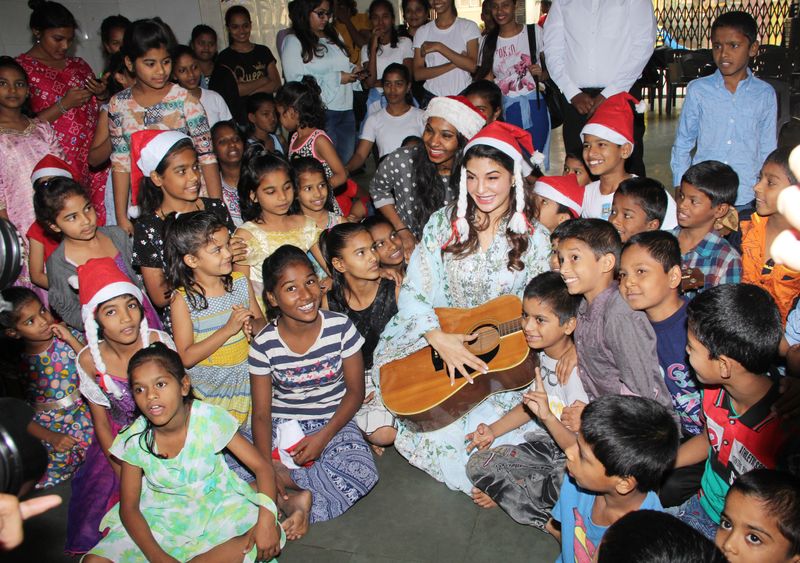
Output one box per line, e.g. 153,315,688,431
443,144,530,271
125,342,194,458
163,211,233,310
290,0,347,63
410,132,467,233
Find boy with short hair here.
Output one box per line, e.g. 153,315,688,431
671,284,800,539
556,219,672,418
610,177,668,242
549,394,680,562
674,160,742,299
619,231,705,507
533,175,584,233
670,11,777,209
716,469,800,563
580,93,678,229
465,272,588,528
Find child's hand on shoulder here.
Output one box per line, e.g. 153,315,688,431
246,514,282,561
225,305,254,337
378,267,403,287
465,422,494,452
522,368,554,423
560,400,586,434
555,346,577,385
47,431,79,453
229,235,249,264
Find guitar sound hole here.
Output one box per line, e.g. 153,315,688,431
465,325,500,355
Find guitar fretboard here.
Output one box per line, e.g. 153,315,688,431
497,318,523,336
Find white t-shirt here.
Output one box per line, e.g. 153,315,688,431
581,177,679,230
413,18,480,96
200,88,233,127
537,351,588,422
360,37,413,83
361,106,426,157
490,25,543,98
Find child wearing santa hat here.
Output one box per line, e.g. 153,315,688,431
66,257,174,554
368,95,488,256
129,130,240,332
533,175,584,233
580,93,678,230
371,120,552,495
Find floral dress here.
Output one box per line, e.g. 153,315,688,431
88,401,285,562
21,330,93,489
66,330,174,554
372,207,551,494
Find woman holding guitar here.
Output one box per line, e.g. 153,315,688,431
372,121,550,493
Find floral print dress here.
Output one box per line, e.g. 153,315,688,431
372,207,551,494
88,401,285,562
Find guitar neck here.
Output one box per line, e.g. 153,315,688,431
498,318,523,336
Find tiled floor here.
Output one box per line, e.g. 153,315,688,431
7,105,681,563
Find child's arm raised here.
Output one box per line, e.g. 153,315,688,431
49,323,84,354
313,134,348,190
290,350,366,466
522,368,577,451
225,433,282,560
170,294,252,368
118,461,178,563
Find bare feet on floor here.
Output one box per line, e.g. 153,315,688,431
471,487,498,509
280,489,311,541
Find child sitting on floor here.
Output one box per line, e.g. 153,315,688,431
671,284,800,539
466,272,588,529
555,219,673,431
715,469,800,563
674,160,742,299
609,177,668,243
549,394,679,562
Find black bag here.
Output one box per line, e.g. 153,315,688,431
527,24,563,130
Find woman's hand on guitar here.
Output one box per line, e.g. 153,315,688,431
424,329,489,386
465,422,495,452
522,368,553,423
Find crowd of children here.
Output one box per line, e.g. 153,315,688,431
0,2,798,562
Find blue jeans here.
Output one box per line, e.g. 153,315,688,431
667,493,719,539
325,109,356,164
503,92,551,172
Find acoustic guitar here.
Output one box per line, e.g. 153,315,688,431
380,295,537,432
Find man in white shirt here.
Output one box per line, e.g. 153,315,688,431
543,0,656,176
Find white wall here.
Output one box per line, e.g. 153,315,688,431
0,0,224,73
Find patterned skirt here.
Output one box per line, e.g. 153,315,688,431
33,400,93,488
272,418,378,523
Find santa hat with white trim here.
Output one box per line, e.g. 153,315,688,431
424,96,486,140
77,257,149,399
533,175,584,218
30,154,79,184
580,92,647,148
129,130,191,219
451,121,545,242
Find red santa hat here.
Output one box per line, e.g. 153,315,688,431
580,92,647,148
129,130,191,218
76,257,148,398
533,175,584,218
450,121,545,243
424,96,487,140
30,154,79,184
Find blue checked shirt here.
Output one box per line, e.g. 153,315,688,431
670,69,777,206
673,228,742,300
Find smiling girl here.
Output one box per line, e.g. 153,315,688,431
171,44,232,127
108,18,221,234
372,121,550,494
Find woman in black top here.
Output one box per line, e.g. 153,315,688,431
214,5,282,124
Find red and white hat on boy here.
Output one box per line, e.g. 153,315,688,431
452,121,544,242
129,130,191,219
424,96,486,140
76,257,148,398
580,92,647,147
30,154,79,184
533,175,584,218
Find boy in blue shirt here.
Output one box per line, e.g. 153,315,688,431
548,394,679,562
670,11,777,208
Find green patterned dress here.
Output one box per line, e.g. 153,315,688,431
88,401,285,562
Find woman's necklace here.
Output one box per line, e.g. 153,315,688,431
158,200,202,220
